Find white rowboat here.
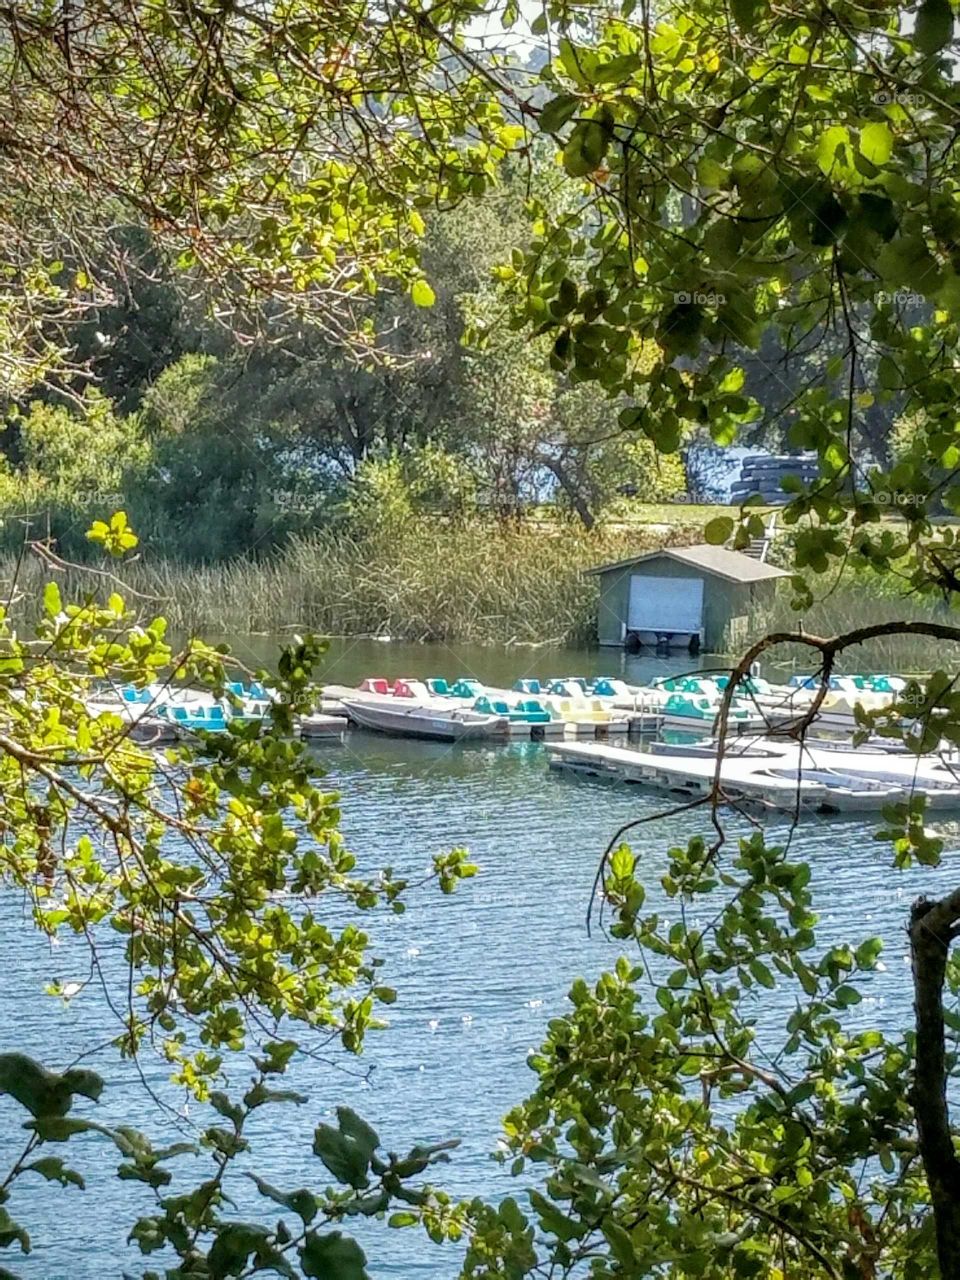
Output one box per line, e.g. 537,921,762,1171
339,697,509,742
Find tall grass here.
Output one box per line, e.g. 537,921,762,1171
1,520,699,644
748,584,957,673
9,519,946,662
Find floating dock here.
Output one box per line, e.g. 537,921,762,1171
546,738,960,814
300,713,350,739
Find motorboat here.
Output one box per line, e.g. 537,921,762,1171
339,696,510,741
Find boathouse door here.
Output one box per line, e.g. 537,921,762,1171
627,575,704,638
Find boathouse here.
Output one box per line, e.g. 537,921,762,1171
585,544,789,654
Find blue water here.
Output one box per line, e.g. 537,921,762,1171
3,646,957,1277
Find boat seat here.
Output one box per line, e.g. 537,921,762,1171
450,679,482,698
360,677,390,694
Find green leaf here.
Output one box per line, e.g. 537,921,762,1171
209,1092,243,1125
563,119,609,177
388,1212,418,1228
855,937,883,969
834,984,862,1006
610,843,635,879
0,1211,28,1255
602,1219,636,1266
0,1055,102,1119
697,157,726,187
816,125,851,177
313,1121,371,1189
23,1158,84,1190
246,1174,318,1224
539,95,580,133
704,516,734,545
24,1117,96,1142
336,1107,379,1159
730,0,761,27
243,1082,308,1110
528,1190,584,1242
749,960,776,989
300,1231,369,1280
860,122,893,166
915,0,953,53
410,280,436,308
43,582,62,618
208,1223,274,1279
254,1040,299,1075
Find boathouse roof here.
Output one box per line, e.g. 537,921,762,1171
584,544,791,584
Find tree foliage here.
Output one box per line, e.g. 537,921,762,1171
492,0,960,595
0,514,477,1273
0,0,517,391
8,0,960,1275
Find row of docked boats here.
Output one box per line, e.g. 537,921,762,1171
336,677,640,740
87,681,347,743
323,670,922,741
84,669,928,751
79,668,957,818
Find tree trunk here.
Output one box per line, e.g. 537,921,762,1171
910,889,960,1274
541,456,595,531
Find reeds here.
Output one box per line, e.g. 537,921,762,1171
0,521,697,644
746,583,957,674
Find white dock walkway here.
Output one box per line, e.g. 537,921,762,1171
546,738,960,814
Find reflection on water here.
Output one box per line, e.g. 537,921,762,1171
212,633,729,692
2,639,953,1277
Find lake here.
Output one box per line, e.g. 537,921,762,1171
2,638,953,1277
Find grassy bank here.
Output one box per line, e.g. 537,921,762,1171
4,521,699,645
